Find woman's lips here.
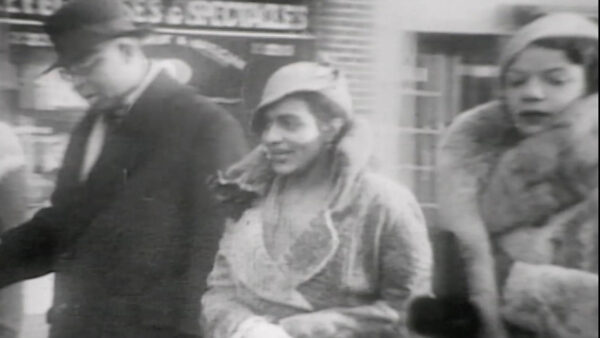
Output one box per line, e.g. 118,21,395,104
518,110,552,124
268,149,293,161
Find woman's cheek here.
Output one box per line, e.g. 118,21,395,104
286,127,321,145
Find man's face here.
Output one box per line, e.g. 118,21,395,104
60,40,137,107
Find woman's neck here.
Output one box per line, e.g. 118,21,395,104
281,149,334,192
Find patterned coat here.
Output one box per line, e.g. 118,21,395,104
202,119,433,338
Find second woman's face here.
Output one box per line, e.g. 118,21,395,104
504,45,587,135
261,96,327,176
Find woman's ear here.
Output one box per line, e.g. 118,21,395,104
322,117,345,143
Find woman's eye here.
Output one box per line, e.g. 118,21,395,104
545,74,569,86
261,120,274,134
279,117,302,130
506,77,527,87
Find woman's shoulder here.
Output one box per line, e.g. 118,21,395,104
359,173,423,221
441,101,512,149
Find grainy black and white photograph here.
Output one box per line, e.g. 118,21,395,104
0,0,598,337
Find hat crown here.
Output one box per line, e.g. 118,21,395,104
258,62,353,115
45,0,134,37
43,0,149,71
500,12,598,70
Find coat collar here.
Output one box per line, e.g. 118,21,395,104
113,71,183,136
80,71,182,187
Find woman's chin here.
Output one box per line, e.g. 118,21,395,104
516,122,549,136
271,163,297,176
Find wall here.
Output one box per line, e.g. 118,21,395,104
400,0,597,34
308,0,377,116
308,0,418,183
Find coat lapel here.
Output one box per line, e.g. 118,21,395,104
84,71,180,191
222,206,340,311
52,113,97,206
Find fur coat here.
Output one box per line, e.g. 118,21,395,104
437,94,598,338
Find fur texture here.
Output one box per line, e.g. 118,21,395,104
437,94,598,337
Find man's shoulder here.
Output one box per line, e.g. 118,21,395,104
165,83,236,125
138,74,244,138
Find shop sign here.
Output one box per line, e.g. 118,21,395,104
146,34,247,69
250,42,295,57
8,30,247,69
1,0,309,31
1,0,63,16
9,31,52,46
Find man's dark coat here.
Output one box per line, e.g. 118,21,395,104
0,72,247,337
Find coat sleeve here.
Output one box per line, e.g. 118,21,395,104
0,208,65,287
201,224,260,338
186,100,249,295
502,262,598,338
0,123,63,287
165,96,248,333
0,116,101,288
280,183,433,338
436,105,510,338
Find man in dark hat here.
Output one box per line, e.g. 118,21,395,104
0,0,247,337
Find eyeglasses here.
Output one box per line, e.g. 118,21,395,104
58,51,105,82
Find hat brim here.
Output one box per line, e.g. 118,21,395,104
40,26,154,76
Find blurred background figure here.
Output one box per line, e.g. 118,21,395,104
203,62,432,338
0,119,26,338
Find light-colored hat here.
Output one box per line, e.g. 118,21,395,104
252,62,353,131
500,12,598,71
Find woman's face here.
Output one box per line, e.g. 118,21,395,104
260,96,327,176
504,45,587,135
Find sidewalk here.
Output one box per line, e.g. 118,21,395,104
19,276,51,338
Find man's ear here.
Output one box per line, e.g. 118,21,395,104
116,38,139,61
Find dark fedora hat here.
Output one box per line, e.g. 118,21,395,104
43,0,152,73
